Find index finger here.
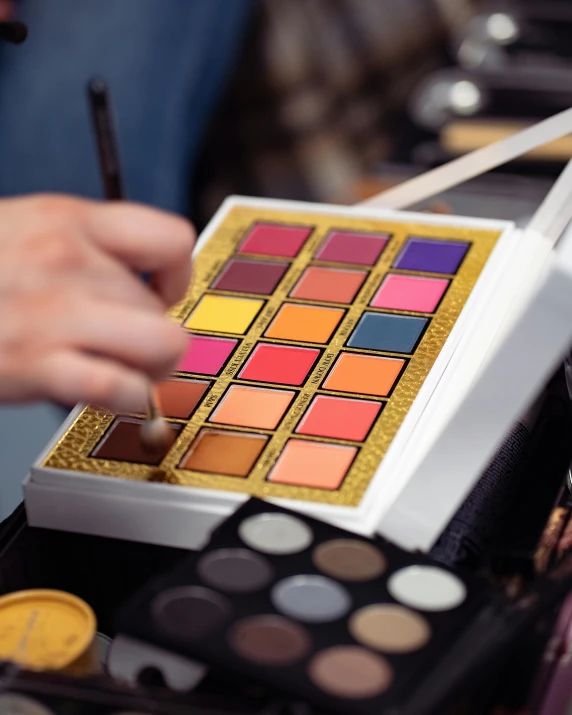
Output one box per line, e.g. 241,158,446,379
83,201,195,307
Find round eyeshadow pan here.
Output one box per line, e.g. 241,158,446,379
313,539,386,581
152,586,231,641
308,646,393,699
197,549,273,593
238,513,313,555
388,565,467,611
349,604,431,653
271,575,351,623
229,615,312,665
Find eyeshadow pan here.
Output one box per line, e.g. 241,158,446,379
371,274,450,313
152,586,231,641
348,312,428,354
388,565,467,611
177,335,237,376
296,395,381,441
290,266,367,304
268,439,357,490
155,378,209,419
239,513,313,554
393,237,469,274
308,646,393,699
92,418,182,465
238,223,313,257
210,385,294,430
316,230,389,266
349,604,431,653
271,575,351,623
265,303,344,343
181,429,267,477
229,615,311,665
185,295,263,334
323,353,405,397
211,257,289,295
197,549,273,593
313,539,386,581
239,343,320,385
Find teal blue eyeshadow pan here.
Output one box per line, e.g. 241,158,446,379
348,313,428,354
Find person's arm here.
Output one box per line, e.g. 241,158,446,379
0,194,194,413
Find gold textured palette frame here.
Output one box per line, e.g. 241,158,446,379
42,204,501,508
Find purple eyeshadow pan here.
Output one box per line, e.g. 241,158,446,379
393,238,469,275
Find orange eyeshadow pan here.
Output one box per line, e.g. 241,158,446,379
268,439,357,490
265,304,344,344
181,429,268,477
210,386,295,430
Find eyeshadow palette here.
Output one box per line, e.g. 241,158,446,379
25,196,516,549
118,499,490,714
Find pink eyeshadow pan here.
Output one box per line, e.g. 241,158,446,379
177,335,238,376
371,274,450,313
315,230,389,266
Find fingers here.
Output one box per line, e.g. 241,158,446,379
33,350,150,413
34,298,188,379
83,201,195,307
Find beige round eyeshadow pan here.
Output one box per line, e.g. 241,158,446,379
308,646,393,699
313,539,386,581
349,604,431,653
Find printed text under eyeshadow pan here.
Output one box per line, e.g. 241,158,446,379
45,204,502,507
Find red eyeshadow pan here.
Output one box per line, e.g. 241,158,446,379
296,395,382,441
211,258,289,295
239,343,320,385
315,230,389,266
238,223,313,258
290,266,367,304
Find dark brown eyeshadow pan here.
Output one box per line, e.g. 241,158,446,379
91,418,182,465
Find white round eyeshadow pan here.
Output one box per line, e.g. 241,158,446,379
387,565,466,611
238,513,313,554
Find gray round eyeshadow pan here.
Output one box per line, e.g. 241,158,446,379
152,586,231,641
271,575,351,623
197,548,274,593
238,513,313,554
387,565,467,612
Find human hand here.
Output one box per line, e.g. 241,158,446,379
0,194,195,413
0,0,14,21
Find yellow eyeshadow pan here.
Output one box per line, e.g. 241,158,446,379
44,202,502,516
185,295,264,334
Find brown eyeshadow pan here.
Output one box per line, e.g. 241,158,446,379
155,378,210,419
312,539,386,582
308,646,393,699
229,615,311,665
91,418,182,465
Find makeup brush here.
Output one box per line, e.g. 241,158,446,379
87,77,173,454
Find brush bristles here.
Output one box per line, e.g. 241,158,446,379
140,415,173,454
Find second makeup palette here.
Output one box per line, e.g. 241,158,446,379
119,499,490,714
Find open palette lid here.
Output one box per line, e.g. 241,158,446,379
23,109,572,552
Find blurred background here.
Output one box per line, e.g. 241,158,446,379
0,0,570,516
